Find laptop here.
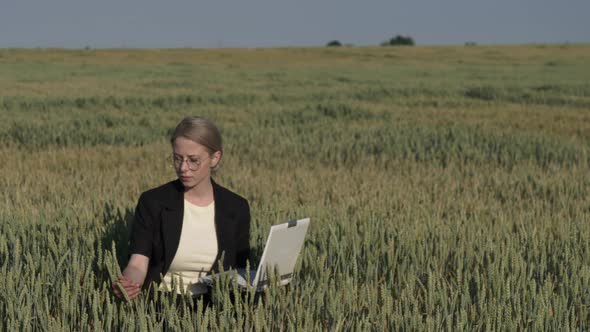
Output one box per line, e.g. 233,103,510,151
200,217,310,291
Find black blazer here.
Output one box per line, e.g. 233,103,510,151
128,179,251,289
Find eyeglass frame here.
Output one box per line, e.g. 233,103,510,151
169,153,212,171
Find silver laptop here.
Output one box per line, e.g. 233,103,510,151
200,217,310,291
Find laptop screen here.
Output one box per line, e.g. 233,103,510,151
253,218,310,287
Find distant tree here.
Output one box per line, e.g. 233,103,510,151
326,40,342,47
464,41,477,47
382,35,415,46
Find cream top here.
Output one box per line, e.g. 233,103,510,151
160,199,217,295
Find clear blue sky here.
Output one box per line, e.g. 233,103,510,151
1,0,588,48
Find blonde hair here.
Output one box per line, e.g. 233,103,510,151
170,116,223,171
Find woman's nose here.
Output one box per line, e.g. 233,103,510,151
179,159,190,171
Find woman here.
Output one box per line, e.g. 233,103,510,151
113,116,251,301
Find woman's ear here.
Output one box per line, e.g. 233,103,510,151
210,150,222,169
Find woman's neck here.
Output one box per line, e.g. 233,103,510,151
183,178,214,206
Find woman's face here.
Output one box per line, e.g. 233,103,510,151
172,137,221,191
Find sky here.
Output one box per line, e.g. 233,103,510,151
1,0,588,48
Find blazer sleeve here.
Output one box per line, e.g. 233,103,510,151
235,199,251,268
128,194,155,259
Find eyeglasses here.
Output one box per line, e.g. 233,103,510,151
170,154,210,171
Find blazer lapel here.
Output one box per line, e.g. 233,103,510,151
212,179,236,272
160,180,184,273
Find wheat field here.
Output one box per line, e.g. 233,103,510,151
1,44,589,330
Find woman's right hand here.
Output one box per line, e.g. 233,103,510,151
112,275,141,301
112,254,149,301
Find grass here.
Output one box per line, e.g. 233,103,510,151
0,44,589,330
